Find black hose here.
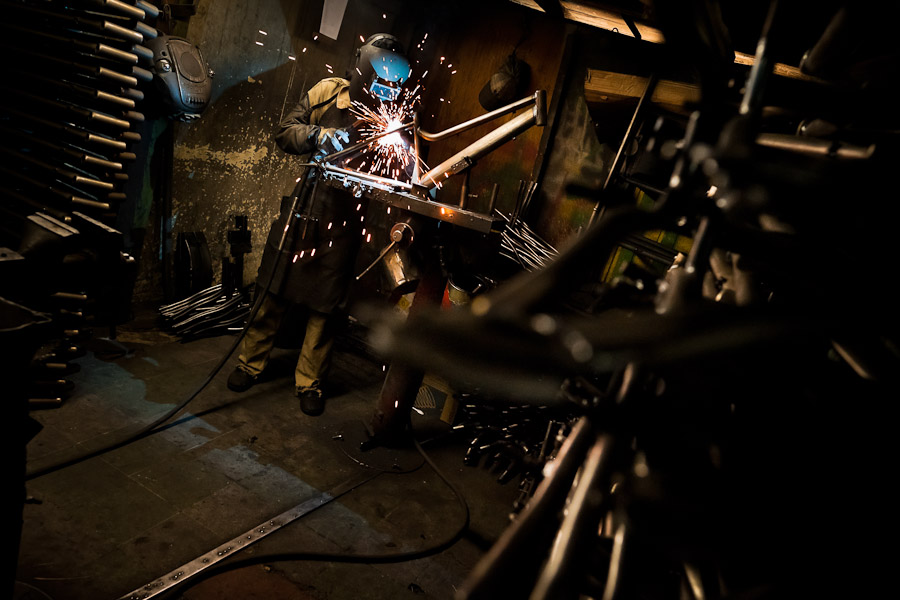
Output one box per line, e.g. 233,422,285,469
25,165,321,480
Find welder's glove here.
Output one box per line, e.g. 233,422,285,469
315,127,350,159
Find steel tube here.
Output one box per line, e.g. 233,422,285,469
417,93,538,142
101,0,146,20
458,418,597,599
368,261,447,443
530,435,614,600
320,164,413,190
420,109,537,189
739,0,780,116
103,21,144,43
588,73,659,227
756,133,875,159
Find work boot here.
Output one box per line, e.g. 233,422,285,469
297,387,325,416
227,367,258,392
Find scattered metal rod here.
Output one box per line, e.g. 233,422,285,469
495,209,559,272
518,181,538,226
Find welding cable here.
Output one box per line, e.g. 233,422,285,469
25,166,322,480
154,435,471,599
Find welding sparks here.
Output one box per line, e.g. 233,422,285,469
348,84,429,182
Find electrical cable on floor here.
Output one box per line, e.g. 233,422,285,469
25,168,321,481
12,580,55,600
23,163,475,594
154,434,471,599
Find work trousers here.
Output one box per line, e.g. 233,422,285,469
237,290,334,391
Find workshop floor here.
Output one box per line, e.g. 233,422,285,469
14,307,520,600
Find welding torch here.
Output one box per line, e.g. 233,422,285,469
318,121,416,164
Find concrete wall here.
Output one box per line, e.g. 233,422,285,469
133,0,418,303
174,0,422,286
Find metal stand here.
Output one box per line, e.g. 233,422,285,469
365,258,447,448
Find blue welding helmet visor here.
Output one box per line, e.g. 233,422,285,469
356,33,410,102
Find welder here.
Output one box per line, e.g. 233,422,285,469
227,33,410,416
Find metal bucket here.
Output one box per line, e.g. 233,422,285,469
447,273,485,307
382,245,420,298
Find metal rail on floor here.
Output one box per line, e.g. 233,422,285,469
118,469,381,600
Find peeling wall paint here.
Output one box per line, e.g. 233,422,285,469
174,143,271,170
134,0,414,305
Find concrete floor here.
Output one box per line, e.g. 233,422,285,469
14,311,520,600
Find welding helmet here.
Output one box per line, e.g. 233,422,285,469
355,33,410,102
146,34,213,121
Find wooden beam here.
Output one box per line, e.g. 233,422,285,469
584,69,699,111
511,1,819,82
509,0,665,42
733,51,820,82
